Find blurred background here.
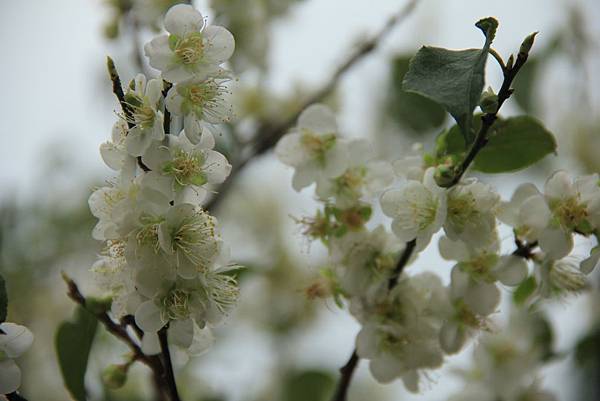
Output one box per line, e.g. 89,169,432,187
1,0,599,400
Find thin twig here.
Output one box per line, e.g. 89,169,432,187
513,239,538,259
4,392,28,401
488,48,506,71
206,0,418,212
106,56,151,172
447,40,535,187
61,274,166,400
388,239,417,289
331,350,359,401
162,81,173,135
158,327,182,401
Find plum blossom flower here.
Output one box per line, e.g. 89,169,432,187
380,167,447,249
158,203,220,278
275,104,349,191
330,226,403,299
449,309,557,401
0,323,33,394
315,139,394,207
100,120,137,180
437,235,528,353
444,179,499,247
165,72,234,143
142,131,231,204
145,4,235,83
500,172,600,259
354,273,448,392
123,74,165,157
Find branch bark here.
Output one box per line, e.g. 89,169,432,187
206,0,418,212
62,274,168,401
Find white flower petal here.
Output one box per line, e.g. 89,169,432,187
539,228,573,259
204,150,231,184
380,188,403,217
0,323,33,358
494,255,528,286
369,354,404,384
0,359,21,394
203,25,235,64
439,321,466,354
135,301,166,333
275,133,306,167
519,195,551,230
164,4,204,37
439,236,470,262
297,104,337,134
544,170,573,200
581,247,600,274
464,282,500,316
169,319,194,349
141,332,161,355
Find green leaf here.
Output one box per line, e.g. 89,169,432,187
0,273,6,324
439,115,556,173
575,326,600,367
56,306,98,401
513,276,537,305
472,116,557,172
388,55,446,133
403,17,498,143
283,370,335,401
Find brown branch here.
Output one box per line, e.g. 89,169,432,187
446,34,536,187
61,274,167,400
330,350,359,401
106,56,151,172
4,392,28,401
206,0,419,212
158,327,182,401
388,239,417,290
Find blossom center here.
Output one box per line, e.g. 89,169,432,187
164,150,206,186
447,193,478,231
170,211,217,266
174,33,205,65
551,196,588,231
161,288,192,320
300,131,336,163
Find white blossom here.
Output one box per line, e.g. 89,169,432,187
165,72,234,143
355,273,448,391
315,139,394,207
444,179,499,247
123,74,165,157
275,104,349,191
380,167,447,249
449,309,556,401
142,131,231,204
145,4,235,83
500,172,600,260
0,323,33,394
330,226,403,299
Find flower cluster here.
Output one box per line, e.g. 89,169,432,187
0,322,33,395
449,309,557,401
90,4,238,355
276,103,599,393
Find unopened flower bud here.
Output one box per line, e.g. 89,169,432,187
86,296,113,315
480,87,498,114
434,164,455,188
519,32,538,57
102,363,128,389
